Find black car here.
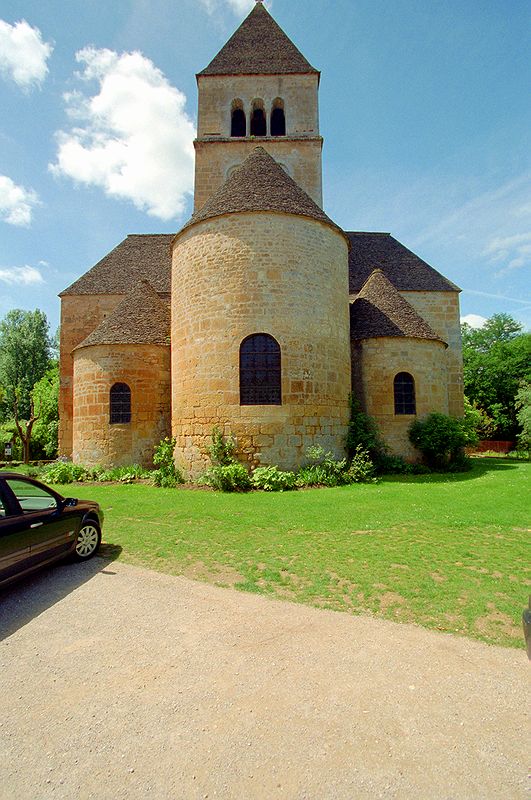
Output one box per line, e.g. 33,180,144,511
0,472,103,588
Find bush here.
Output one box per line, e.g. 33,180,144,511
251,465,296,492
409,413,468,469
208,427,237,465
94,464,151,483
152,437,183,488
346,396,385,460
199,463,251,492
41,461,89,484
296,444,376,487
346,445,377,483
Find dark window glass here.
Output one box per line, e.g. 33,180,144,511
250,107,266,136
0,493,6,518
231,107,246,137
240,334,281,406
271,106,286,136
394,372,416,415
6,479,57,513
110,382,131,424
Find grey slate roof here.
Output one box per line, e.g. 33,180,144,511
181,146,342,234
350,269,446,345
76,280,170,349
347,232,460,293
60,234,173,296
198,2,318,77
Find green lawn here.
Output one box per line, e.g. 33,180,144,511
57,458,529,648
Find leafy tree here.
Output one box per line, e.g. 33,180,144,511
0,309,52,420
409,413,468,469
461,314,531,439
31,365,60,458
515,382,531,451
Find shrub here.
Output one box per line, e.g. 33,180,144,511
208,427,236,466
346,445,377,483
152,437,183,488
296,444,376,487
199,463,251,492
251,465,296,492
94,464,151,483
346,396,385,460
41,461,89,484
409,413,468,469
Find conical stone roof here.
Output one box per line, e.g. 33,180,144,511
350,269,446,345
76,280,170,349
199,2,318,77
181,147,342,235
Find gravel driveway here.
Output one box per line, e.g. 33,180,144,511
1,557,527,799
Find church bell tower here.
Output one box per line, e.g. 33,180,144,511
194,1,323,210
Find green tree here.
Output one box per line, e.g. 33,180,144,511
461,314,531,439
515,382,531,451
31,365,60,458
0,309,52,420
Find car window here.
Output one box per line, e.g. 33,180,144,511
5,479,58,514
0,493,5,518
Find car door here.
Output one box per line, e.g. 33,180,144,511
0,479,35,583
3,478,77,571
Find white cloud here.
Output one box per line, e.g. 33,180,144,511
0,19,53,90
460,313,487,329
483,232,531,277
50,47,195,220
200,0,269,15
0,174,40,226
0,265,45,286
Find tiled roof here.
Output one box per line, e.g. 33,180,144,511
75,280,170,349
60,234,173,296
181,146,342,234
350,269,446,345
199,2,318,77
347,232,459,293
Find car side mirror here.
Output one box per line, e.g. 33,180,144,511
63,498,78,507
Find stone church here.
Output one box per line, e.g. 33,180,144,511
58,1,463,476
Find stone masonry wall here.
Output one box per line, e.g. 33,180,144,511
401,291,464,417
72,344,171,467
171,212,351,477
194,138,323,212
59,294,123,457
353,337,449,461
194,74,322,209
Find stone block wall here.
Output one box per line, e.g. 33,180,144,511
194,73,322,210
72,344,171,467
194,138,323,212
59,294,123,457
171,212,351,476
402,291,464,417
352,337,449,461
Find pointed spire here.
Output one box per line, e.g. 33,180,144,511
199,2,318,77
350,269,446,344
182,146,342,234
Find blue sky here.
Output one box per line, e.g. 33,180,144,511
0,0,530,334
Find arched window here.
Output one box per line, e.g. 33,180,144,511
110,382,131,424
394,373,416,415
231,100,246,137
240,334,281,406
250,100,266,136
271,99,286,137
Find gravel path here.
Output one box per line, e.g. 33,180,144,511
0,557,527,799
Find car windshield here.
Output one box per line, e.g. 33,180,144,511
6,479,58,513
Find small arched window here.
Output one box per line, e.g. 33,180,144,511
271,99,286,137
110,382,131,424
250,100,266,136
231,100,246,137
394,373,416,415
240,334,281,406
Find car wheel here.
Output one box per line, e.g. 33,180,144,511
74,521,101,560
